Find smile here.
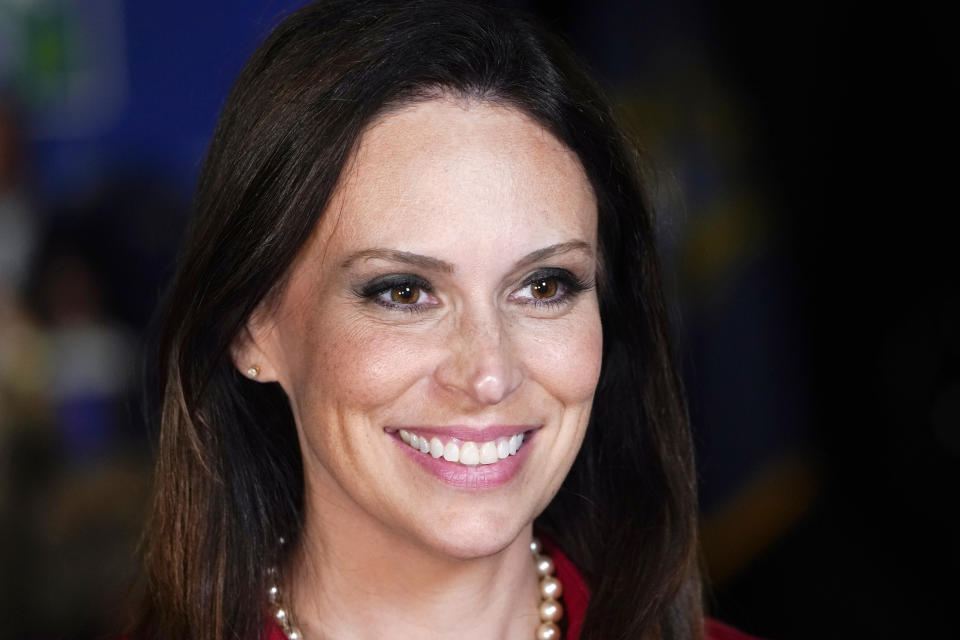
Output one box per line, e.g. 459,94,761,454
398,429,526,466
387,425,537,489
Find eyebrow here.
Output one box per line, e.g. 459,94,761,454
340,241,593,273
340,249,455,273
512,240,593,270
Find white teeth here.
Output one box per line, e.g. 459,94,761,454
443,441,459,462
400,431,528,466
479,441,499,464
459,442,480,466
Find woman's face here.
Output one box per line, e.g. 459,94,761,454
243,99,602,559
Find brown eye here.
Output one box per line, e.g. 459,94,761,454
530,278,558,299
390,284,420,303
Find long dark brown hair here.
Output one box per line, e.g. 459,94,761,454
138,1,702,638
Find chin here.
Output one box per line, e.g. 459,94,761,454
416,509,532,560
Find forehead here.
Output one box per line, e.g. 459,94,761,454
308,99,598,267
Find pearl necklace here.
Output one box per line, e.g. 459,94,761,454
268,537,565,640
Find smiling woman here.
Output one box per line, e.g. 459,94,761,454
135,1,747,639
235,100,603,571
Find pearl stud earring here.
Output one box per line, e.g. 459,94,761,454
247,365,260,378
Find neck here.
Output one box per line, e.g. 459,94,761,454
288,486,541,639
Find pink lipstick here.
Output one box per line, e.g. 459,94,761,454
387,425,538,489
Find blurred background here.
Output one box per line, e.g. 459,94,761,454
0,0,955,638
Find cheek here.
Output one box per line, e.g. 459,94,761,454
519,309,603,405
283,309,436,416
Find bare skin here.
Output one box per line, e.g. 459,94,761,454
236,99,602,639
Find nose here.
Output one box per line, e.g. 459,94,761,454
433,306,523,406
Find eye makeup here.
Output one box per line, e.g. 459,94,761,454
511,267,592,309
352,273,437,313
352,265,593,315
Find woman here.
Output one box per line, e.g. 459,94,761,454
138,1,754,639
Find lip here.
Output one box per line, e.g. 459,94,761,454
387,425,538,490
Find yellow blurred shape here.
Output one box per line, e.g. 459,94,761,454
701,454,819,585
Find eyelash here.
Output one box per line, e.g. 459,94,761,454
510,268,590,309
355,274,436,313
355,269,589,313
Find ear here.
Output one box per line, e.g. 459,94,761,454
230,312,281,383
